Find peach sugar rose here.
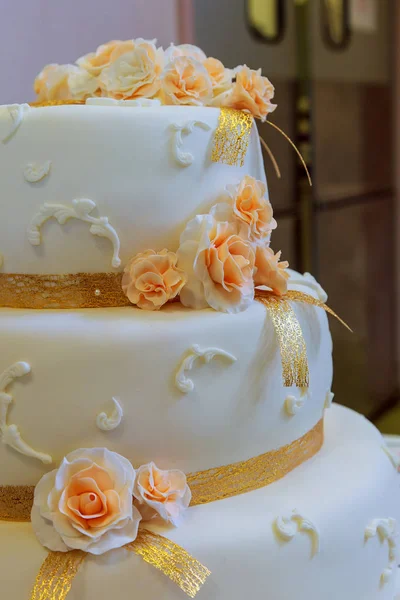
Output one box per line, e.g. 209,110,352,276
177,203,255,313
161,56,213,106
122,249,187,310
218,65,277,121
164,43,207,63
77,40,131,76
203,57,232,94
133,462,191,526
31,448,141,555
34,64,99,102
227,176,277,244
98,38,164,100
254,246,289,296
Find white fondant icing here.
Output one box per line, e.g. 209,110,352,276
170,121,211,167
175,344,237,394
0,103,30,143
86,97,161,107
365,518,398,586
284,387,309,416
274,510,320,558
325,390,334,409
96,397,123,431
287,269,328,302
0,362,52,464
23,160,52,183
382,445,399,470
27,199,121,268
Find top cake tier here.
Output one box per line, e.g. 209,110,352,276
0,103,265,275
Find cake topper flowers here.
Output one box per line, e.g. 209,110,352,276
33,39,277,123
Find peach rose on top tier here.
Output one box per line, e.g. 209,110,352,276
34,64,99,102
133,462,191,527
204,57,233,95
31,448,141,555
215,65,277,121
161,57,213,106
177,203,255,313
227,176,277,245
99,38,164,100
164,43,207,63
76,40,131,76
122,249,187,310
254,247,289,296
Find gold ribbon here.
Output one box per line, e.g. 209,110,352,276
255,289,351,387
0,272,130,309
1,420,323,598
211,108,253,167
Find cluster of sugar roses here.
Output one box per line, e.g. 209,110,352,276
122,175,289,314
34,39,276,121
32,447,191,555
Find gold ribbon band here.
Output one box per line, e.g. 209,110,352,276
255,289,351,388
0,418,323,522
127,529,211,598
30,550,86,600
211,107,253,167
0,272,130,309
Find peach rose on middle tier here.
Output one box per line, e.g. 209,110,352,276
254,246,289,296
133,462,191,527
214,65,277,121
161,56,213,106
99,38,164,100
177,203,256,313
226,175,277,245
122,249,187,310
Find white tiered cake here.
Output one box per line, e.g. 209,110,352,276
0,39,399,600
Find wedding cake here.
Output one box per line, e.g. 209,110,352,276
0,39,399,600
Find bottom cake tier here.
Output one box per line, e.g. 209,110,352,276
1,403,399,600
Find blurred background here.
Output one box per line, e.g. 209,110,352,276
1,0,399,432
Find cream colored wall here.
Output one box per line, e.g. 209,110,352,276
0,0,178,104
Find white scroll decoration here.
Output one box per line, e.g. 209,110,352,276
0,362,52,464
274,510,320,558
175,344,237,394
96,397,123,432
284,387,310,416
24,160,52,183
170,121,211,167
324,390,334,409
1,103,30,143
365,518,398,586
27,198,121,268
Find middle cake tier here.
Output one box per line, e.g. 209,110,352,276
0,296,332,487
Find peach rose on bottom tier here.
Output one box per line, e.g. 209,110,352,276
215,65,277,122
254,246,289,296
177,203,255,313
122,249,187,310
133,462,191,526
31,448,141,555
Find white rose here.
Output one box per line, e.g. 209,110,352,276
177,203,255,313
31,448,141,556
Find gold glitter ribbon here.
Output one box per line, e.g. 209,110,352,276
127,529,211,598
30,550,86,600
211,108,253,167
0,272,130,309
255,289,351,387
